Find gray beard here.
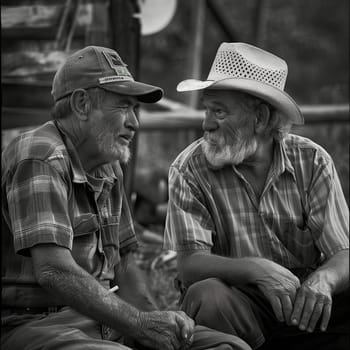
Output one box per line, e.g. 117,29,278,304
94,130,131,164
202,136,257,167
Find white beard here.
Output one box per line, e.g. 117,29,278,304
114,144,131,164
93,128,131,164
202,133,257,167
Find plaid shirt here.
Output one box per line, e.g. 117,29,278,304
164,134,349,269
2,121,138,307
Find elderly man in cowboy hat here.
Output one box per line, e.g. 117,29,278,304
1,45,253,350
164,42,349,350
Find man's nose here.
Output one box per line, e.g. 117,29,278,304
202,111,218,132
125,108,139,131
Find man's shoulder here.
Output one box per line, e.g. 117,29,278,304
171,138,207,173
2,121,68,168
284,133,332,163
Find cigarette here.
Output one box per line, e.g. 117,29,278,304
108,285,119,293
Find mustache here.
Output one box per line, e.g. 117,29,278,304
204,128,243,146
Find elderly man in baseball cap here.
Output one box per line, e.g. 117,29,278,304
164,42,349,350
2,46,252,350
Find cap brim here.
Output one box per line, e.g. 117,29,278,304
100,80,163,103
177,78,303,125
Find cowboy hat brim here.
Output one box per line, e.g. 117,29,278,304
177,78,304,125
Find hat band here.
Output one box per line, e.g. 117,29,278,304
99,76,134,84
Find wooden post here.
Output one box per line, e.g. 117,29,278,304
183,0,206,143
206,0,237,41
188,0,206,109
252,0,267,46
85,0,110,46
109,0,141,201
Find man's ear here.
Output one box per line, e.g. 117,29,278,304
254,103,270,134
70,89,91,121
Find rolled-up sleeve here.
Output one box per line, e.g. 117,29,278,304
307,154,349,258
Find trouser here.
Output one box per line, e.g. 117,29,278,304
181,278,350,350
1,305,251,350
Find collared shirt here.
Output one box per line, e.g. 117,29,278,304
2,120,138,307
164,134,349,269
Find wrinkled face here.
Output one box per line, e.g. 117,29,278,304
89,90,139,163
201,90,258,167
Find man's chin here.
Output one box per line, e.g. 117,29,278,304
118,147,131,164
202,142,229,167
202,143,252,167
202,148,229,168
202,137,258,168
204,153,239,168
104,144,131,164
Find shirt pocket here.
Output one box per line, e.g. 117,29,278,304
280,219,321,266
74,213,99,236
101,216,120,268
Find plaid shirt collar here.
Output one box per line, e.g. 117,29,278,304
275,138,296,181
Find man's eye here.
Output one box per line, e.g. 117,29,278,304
214,109,226,118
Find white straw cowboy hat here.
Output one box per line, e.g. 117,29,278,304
177,42,303,125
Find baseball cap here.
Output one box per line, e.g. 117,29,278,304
51,46,163,103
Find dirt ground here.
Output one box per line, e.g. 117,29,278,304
135,234,181,311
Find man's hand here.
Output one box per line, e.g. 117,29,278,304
136,310,195,350
290,272,332,333
251,258,301,324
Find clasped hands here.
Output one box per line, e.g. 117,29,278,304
254,259,332,333
136,309,195,350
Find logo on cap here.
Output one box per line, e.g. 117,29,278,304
102,51,132,78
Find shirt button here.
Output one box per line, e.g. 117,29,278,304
102,325,111,339
265,217,273,226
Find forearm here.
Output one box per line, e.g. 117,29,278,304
36,258,145,337
308,248,349,295
178,251,265,287
31,245,195,349
114,253,159,311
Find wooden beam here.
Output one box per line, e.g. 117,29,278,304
300,104,350,123
140,104,350,130
2,107,51,129
2,104,348,131
2,27,58,40
1,0,105,5
2,80,53,109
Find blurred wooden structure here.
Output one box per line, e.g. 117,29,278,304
2,0,140,197
2,96,349,131
3,0,348,131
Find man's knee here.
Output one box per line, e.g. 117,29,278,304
181,278,253,328
181,279,265,348
182,278,233,317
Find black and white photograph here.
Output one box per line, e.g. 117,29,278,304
1,1,349,349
